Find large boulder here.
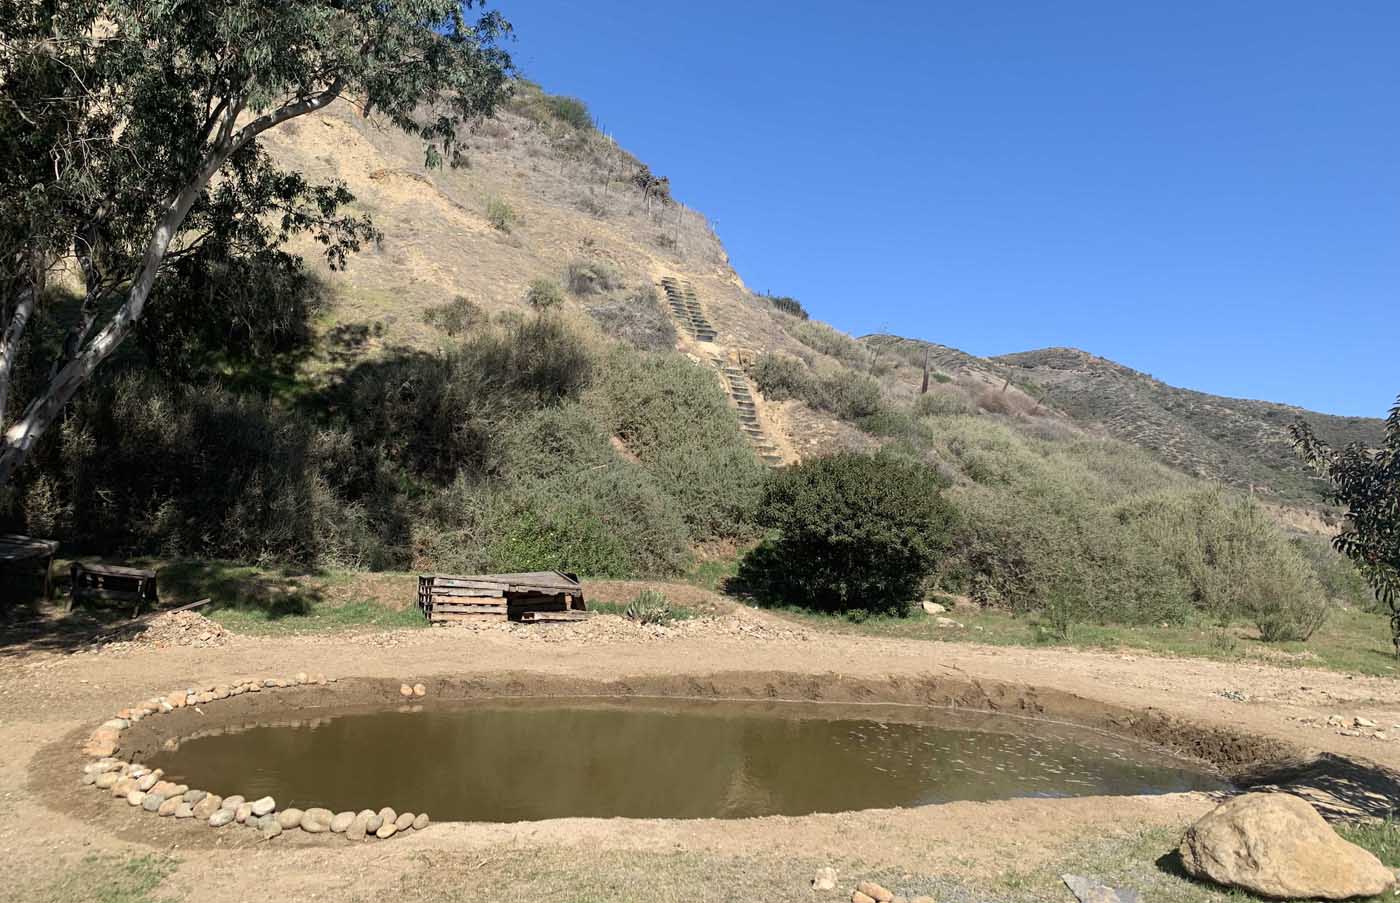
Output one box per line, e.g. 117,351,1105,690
1179,793,1394,900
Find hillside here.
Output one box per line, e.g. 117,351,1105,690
255,92,1388,509
993,347,1383,504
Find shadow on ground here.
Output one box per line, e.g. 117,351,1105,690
0,560,325,657
1235,753,1400,821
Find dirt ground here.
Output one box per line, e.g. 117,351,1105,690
3,591,1399,903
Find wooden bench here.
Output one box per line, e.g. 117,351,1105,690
69,562,158,616
0,533,59,604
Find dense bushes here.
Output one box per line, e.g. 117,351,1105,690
761,293,808,319
589,347,765,538
925,415,1331,639
422,296,485,336
748,353,884,422
565,259,622,296
737,453,957,616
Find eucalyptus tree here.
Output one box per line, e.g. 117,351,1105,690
1292,396,1400,655
0,0,513,485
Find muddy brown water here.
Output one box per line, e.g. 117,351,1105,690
147,697,1225,821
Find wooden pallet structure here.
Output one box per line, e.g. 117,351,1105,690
417,571,589,625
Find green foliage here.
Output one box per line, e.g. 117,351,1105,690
542,95,594,130
623,589,675,625
1292,534,1374,610
737,453,958,616
1294,396,1400,653
485,196,516,232
589,347,765,538
565,259,623,296
748,353,885,422
524,278,564,310
586,287,678,352
422,296,485,336
761,294,809,319
927,415,1328,639
1,0,514,482
790,320,872,370
341,316,592,482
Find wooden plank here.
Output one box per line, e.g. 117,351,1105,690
432,605,508,615
426,587,505,598
73,588,146,602
517,611,591,623
75,562,156,579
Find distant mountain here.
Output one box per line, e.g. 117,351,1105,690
992,347,1384,503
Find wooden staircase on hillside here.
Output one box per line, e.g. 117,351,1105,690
659,277,717,342
719,361,784,467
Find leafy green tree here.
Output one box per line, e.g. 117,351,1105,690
736,452,958,616
1292,395,1400,654
0,0,513,485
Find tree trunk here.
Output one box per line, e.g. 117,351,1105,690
0,285,36,429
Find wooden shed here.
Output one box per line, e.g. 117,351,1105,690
418,572,587,625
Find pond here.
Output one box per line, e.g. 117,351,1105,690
146,698,1224,821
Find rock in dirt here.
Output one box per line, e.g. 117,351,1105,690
857,882,893,903
412,683,426,697
412,813,429,830
182,789,206,804
95,772,119,790
192,795,223,819
1179,792,1395,899
378,807,397,826
375,821,398,840
174,803,194,819
365,814,383,834
235,803,253,823
920,601,947,615
348,811,373,841
1062,875,1142,903
399,684,413,698
852,893,875,903
157,797,181,817
330,811,355,833
261,821,282,841
126,790,146,807
300,808,334,833
250,796,276,817
141,794,166,812
276,809,304,830
811,867,838,891
221,795,244,810
208,809,235,828
394,812,414,831
99,610,230,652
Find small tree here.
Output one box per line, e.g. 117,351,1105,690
1291,395,1400,655
0,1,513,486
736,452,958,616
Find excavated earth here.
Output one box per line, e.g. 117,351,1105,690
3,602,1400,901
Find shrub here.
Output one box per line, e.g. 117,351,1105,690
340,316,592,482
542,95,593,130
762,294,809,319
790,320,870,370
575,194,607,218
422,296,485,336
623,589,675,625
813,370,884,421
588,347,765,538
524,278,564,310
737,453,958,616
749,353,810,402
586,287,678,352
914,387,973,417
485,196,515,232
565,259,623,296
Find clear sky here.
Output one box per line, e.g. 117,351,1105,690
500,2,1398,417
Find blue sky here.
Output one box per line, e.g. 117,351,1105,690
501,2,1398,417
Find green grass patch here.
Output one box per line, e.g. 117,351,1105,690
39,853,178,903
1341,819,1400,868
767,603,1399,677
589,599,695,623
208,598,425,635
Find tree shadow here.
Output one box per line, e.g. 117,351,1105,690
0,560,326,658
1234,753,1400,821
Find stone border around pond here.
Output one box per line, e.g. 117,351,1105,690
79,672,429,843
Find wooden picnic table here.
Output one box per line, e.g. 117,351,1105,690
69,562,159,616
0,533,59,602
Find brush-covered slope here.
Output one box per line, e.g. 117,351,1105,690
994,347,1383,504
